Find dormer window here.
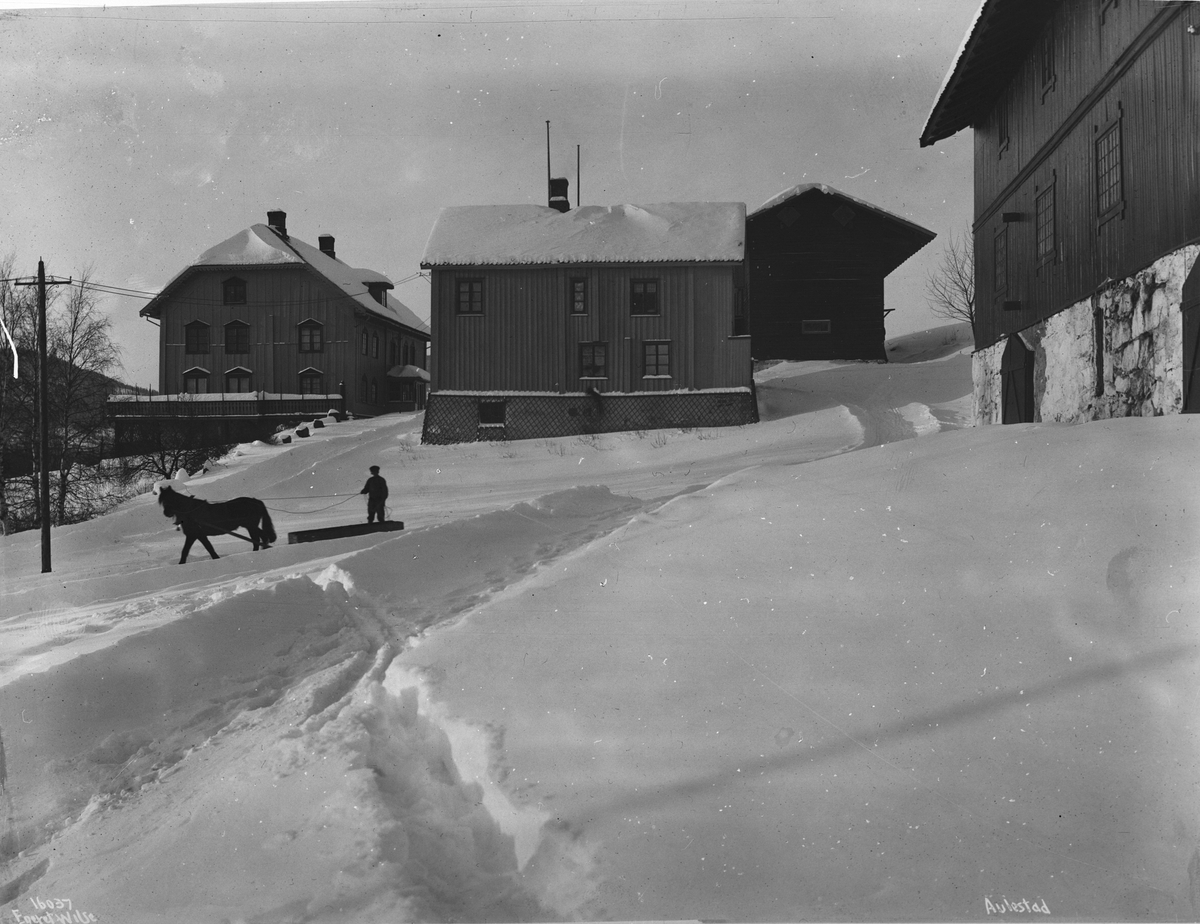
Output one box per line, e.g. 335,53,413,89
224,320,250,354
366,282,387,305
223,277,246,305
185,321,210,354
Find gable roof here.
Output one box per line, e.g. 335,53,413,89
421,202,745,267
919,0,1055,147
749,183,936,241
141,223,429,337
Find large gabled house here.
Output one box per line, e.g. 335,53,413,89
747,183,935,362
921,0,1200,423
419,197,757,443
111,211,430,448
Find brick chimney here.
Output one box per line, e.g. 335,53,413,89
549,177,570,213
267,210,288,239
318,234,336,259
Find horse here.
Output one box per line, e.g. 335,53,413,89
156,484,276,564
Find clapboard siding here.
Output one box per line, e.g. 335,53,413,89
974,0,1200,349
430,263,749,392
159,264,426,416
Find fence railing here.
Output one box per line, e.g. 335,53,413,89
107,391,346,418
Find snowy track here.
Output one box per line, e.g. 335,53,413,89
3,325,1197,922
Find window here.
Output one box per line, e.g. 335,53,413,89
1036,179,1056,266
299,371,323,395
994,226,1009,298
643,341,671,377
579,341,608,379
478,400,506,426
1039,17,1056,100
185,321,210,354
371,334,379,358
183,368,209,394
1095,113,1124,226
733,287,748,336
630,279,659,315
225,368,252,393
299,370,324,395
370,380,378,404
299,320,324,353
388,339,397,366
361,330,369,355
359,375,368,402
801,319,831,335
457,279,484,314
224,321,250,354
222,277,246,305
570,278,587,314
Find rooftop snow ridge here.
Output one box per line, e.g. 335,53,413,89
422,201,745,266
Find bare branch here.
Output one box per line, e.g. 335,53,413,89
925,227,975,332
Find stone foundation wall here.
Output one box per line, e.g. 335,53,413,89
972,244,1200,425
422,389,758,444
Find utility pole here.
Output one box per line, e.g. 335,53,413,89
16,259,71,573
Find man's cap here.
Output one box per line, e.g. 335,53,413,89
369,465,380,473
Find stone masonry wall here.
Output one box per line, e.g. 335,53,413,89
972,244,1200,425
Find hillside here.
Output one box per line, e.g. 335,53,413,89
0,324,1196,922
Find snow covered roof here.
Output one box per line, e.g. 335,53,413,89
919,0,1055,147
421,202,745,267
749,183,935,241
142,223,429,336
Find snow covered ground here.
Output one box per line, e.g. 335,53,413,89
0,323,1197,922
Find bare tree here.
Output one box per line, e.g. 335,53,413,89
0,255,36,533
925,227,975,331
47,269,122,523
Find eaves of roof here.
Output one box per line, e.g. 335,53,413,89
748,183,936,245
141,225,428,338
920,0,1056,147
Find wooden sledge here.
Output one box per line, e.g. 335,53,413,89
287,520,405,544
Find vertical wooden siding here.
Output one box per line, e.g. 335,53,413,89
973,0,1199,349
159,265,426,415
430,263,749,392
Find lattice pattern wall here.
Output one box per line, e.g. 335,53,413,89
422,390,758,444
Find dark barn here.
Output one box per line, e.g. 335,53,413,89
746,184,935,362
921,0,1200,424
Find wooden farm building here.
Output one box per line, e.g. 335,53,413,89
419,197,756,443
746,184,935,361
111,211,430,449
922,0,1200,423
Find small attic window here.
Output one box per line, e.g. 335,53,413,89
223,277,246,305
366,282,387,305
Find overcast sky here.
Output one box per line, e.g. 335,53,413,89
1,0,977,388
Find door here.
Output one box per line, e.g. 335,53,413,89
1001,333,1035,424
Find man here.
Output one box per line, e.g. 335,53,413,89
360,465,389,524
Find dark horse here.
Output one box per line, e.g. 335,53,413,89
157,485,276,563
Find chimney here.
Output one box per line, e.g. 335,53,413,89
267,210,288,239
318,234,336,259
549,177,570,213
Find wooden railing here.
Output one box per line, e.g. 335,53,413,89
107,391,346,418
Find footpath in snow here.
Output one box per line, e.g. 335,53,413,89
1,323,1197,922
